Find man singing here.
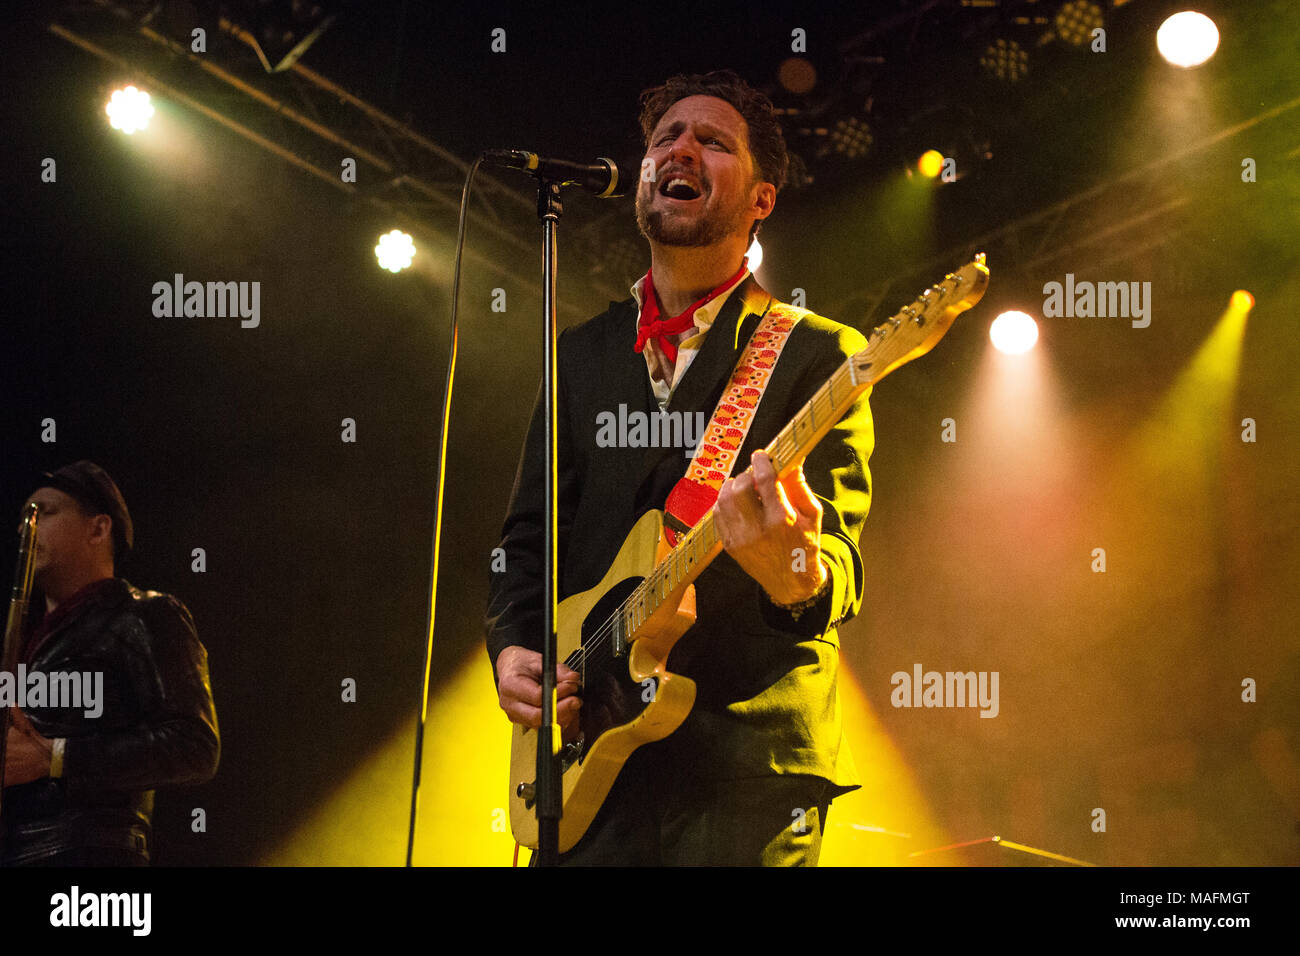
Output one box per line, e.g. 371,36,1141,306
2,461,220,866
486,71,873,865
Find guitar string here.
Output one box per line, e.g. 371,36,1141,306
568,509,716,673
569,369,852,675
559,273,967,678
572,364,852,668
555,274,971,767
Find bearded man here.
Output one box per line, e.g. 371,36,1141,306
486,70,873,866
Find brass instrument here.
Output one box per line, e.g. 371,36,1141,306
0,502,40,812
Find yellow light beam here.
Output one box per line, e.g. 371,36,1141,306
820,664,951,865
1123,292,1252,497
266,648,949,865
264,650,516,866
1091,292,1253,608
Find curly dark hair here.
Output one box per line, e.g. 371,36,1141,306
638,69,789,193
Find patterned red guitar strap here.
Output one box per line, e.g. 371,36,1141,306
663,301,803,546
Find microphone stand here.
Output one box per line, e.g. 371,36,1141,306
479,151,627,865
534,178,564,866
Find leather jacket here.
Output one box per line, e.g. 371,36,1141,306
1,578,220,864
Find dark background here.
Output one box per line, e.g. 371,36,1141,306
2,0,1296,865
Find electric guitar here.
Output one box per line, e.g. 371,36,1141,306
509,254,990,851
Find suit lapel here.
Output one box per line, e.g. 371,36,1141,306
609,299,661,409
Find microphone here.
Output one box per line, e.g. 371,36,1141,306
480,149,638,198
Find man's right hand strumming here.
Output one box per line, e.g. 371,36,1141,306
495,646,582,737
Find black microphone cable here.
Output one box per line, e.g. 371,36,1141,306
404,156,481,867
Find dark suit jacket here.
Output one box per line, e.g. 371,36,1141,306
485,277,873,790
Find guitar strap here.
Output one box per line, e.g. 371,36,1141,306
663,299,805,546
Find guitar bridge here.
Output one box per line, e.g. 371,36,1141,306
516,734,586,809
562,735,585,769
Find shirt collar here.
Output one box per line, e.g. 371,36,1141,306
630,265,751,336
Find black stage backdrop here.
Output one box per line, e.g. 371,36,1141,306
1,0,1297,876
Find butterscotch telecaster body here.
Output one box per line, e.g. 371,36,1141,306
508,508,697,852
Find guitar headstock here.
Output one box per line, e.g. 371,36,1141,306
849,253,989,386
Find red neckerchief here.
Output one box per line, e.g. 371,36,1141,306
22,576,118,663
634,259,749,362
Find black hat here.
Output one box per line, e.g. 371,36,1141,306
35,461,134,556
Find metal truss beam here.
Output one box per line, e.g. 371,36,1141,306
50,0,631,319
829,90,1300,326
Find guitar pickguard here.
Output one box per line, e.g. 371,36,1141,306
568,576,656,765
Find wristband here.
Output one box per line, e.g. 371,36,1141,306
772,560,832,620
50,737,66,778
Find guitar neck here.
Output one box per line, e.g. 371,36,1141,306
571,254,988,669
623,358,869,643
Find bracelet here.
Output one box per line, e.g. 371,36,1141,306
772,563,832,620
50,737,66,778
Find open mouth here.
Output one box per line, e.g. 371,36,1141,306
658,175,702,201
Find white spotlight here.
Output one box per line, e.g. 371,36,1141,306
746,237,763,273
1157,11,1219,68
990,311,1039,355
106,86,155,134
375,230,416,273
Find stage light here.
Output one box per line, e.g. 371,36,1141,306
1055,1,1104,47
777,57,817,95
1157,11,1219,68
990,310,1039,354
105,86,155,135
980,38,1029,83
829,117,873,159
917,150,945,178
746,236,764,272
1230,289,1255,312
375,230,415,273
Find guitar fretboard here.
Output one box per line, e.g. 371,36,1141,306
563,358,868,679
628,360,864,631
566,254,987,677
